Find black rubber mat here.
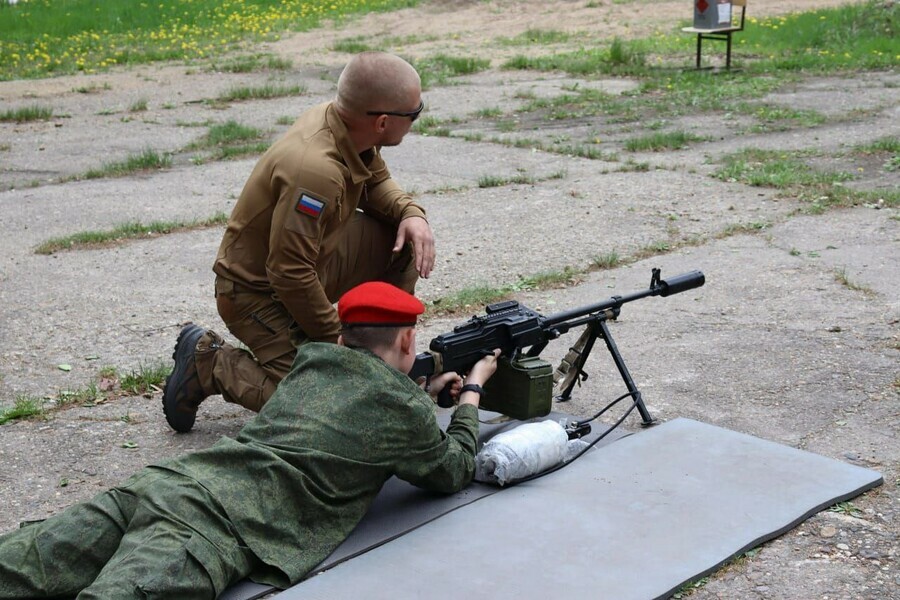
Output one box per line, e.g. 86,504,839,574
262,418,882,600
220,411,627,600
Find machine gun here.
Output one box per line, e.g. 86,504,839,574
409,268,705,423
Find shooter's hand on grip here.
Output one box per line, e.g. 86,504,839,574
433,349,500,408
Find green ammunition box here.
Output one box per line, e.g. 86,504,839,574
481,356,553,421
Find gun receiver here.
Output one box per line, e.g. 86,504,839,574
409,268,705,422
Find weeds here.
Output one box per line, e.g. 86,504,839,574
0,105,53,122
82,148,171,179
0,397,44,425
624,131,707,152
215,83,304,103
119,362,170,395
35,212,229,254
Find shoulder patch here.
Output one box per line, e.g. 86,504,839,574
296,193,326,219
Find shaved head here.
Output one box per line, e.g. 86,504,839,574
336,52,421,115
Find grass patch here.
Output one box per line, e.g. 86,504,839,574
209,53,293,73
413,54,491,89
429,267,583,315
332,36,374,54
0,105,53,122
0,397,45,425
744,104,827,133
119,362,170,395
413,115,455,137
733,1,897,73
188,120,269,160
504,37,647,76
215,83,305,103
35,212,229,254
82,148,171,179
499,29,573,46
624,130,707,152
854,136,900,172
713,149,899,212
1,0,423,80
477,169,565,188
714,148,854,188
834,267,874,295
592,251,621,270
129,98,148,112
856,137,900,154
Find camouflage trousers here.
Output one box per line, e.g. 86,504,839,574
0,468,257,599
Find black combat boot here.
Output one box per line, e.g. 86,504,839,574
162,324,208,432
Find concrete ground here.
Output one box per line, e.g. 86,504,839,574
0,0,897,598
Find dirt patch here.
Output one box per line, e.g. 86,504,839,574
0,1,897,598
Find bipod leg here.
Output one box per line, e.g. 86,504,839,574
555,322,601,402
596,320,656,427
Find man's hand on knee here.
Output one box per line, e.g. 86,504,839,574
394,216,435,278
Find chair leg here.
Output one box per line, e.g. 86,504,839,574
726,33,732,69
696,35,702,69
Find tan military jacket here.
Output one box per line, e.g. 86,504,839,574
213,102,427,341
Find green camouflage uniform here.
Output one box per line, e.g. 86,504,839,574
0,343,478,599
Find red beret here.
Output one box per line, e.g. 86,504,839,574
338,282,424,328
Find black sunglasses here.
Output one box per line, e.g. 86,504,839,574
366,100,425,122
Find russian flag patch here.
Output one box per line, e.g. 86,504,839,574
296,193,325,218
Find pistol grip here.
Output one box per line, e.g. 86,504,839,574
437,387,455,408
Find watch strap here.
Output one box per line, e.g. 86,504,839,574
460,383,485,398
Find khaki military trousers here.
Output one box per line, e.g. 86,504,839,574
198,212,419,412
0,470,257,600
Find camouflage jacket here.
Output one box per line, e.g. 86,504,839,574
158,342,479,586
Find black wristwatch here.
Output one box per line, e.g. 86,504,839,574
460,383,485,398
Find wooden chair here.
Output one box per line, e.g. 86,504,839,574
682,0,747,70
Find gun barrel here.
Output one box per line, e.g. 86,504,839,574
659,270,705,296
543,270,705,328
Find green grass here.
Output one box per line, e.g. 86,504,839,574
744,104,827,133
0,0,421,80
208,53,293,73
504,37,648,76
413,115,455,137
499,29,573,46
712,148,898,211
119,362,170,395
477,174,534,188
854,136,900,172
592,252,621,270
735,1,897,73
429,267,583,315
715,149,854,188
0,105,53,122
624,131,707,152
0,397,45,425
129,98,148,112
332,36,374,54
477,169,565,188
35,212,229,254
856,137,900,154
188,120,269,160
413,54,491,89
82,148,171,179
215,83,305,103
